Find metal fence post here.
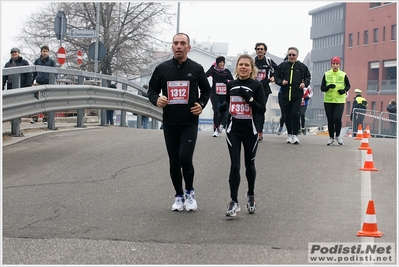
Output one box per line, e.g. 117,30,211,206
120,84,128,127
11,119,21,136
77,76,85,128
47,112,57,130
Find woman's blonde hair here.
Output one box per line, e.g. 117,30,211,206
234,54,258,80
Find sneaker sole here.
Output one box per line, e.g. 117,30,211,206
226,206,241,217
185,205,197,211
246,207,256,214
172,207,184,212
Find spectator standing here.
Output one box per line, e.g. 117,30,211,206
147,33,211,212
386,99,397,136
32,45,57,85
2,47,32,90
31,45,57,123
205,56,234,137
107,84,117,125
350,89,367,130
254,42,278,141
218,54,266,217
275,47,311,144
299,85,313,135
320,56,351,146
141,85,150,129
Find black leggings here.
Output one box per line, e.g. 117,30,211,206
324,103,345,138
211,93,226,131
278,92,285,127
283,98,302,135
163,124,198,196
226,132,258,203
299,105,308,129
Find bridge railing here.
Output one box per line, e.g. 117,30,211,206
2,66,163,136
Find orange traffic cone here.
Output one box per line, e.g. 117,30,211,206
359,148,378,171
355,124,363,140
364,125,372,138
357,200,382,237
358,136,370,150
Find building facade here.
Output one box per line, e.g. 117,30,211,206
309,2,397,128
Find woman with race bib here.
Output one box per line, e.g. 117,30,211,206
205,56,234,137
218,54,266,217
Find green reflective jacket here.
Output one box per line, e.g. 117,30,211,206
324,69,346,103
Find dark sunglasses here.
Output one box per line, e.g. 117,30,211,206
256,48,264,51
288,54,297,56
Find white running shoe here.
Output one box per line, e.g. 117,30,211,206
286,134,293,144
219,125,224,133
185,190,197,211
245,194,256,214
292,135,299,144
277,126,283,135
213,130,219,137
226,201,241,217
172,195,185,211
327,138,335,146
336,136,343,145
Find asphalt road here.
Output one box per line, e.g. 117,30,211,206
2,127,397,265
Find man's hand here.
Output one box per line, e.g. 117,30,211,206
190,102,203,116
157,96,168,108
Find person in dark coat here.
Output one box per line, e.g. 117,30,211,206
2,47,32,90
386,99,397,136
33,45,57,85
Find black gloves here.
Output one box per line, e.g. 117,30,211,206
219,102,228,113
238,87,252,103
338,89,346,95
328,84,336,88
304,96,310,101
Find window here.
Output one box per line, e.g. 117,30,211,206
364,30,369,45
370,3,382,8
357,32,360,46
348,33,353,47
373,28,378,43
391,24,396,41
383,26,386,42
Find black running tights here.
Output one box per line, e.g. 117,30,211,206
163,124,198,196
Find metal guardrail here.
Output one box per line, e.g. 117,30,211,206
2,66,163,136
352,108,396,138
2,85,162,122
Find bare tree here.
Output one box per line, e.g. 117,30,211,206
19,2,175,79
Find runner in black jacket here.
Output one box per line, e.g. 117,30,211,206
218,54,266,217
205,56,234,137
275,47,311,144
254,42,278,141
147,33,211,212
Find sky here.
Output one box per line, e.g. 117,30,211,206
1,1,335,64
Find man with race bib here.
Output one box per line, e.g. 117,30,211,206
148,33,211,212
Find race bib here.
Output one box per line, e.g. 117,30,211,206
167,81,189,104
229,96,252,119
215,83,227,95
256,69,267,81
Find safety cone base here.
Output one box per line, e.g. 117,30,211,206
359,167,378,171
357,229,382,237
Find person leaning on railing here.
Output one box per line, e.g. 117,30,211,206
2,47,32,90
